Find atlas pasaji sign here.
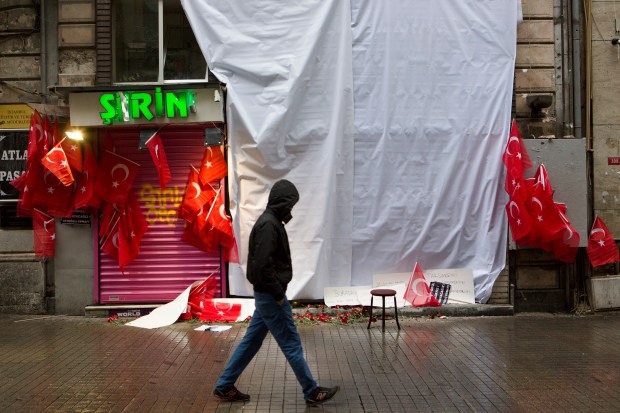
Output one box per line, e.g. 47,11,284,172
99,88,196,125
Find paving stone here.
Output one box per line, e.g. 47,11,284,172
1,313,620,412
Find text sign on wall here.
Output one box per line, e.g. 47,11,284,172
609,157,620,165
0,104,31,129
0,130,28,200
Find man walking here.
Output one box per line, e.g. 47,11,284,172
213,179,339,406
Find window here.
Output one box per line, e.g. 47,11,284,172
113,0,208,84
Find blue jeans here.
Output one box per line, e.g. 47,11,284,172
214,291,317,399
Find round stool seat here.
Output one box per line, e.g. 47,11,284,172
370,288,397,297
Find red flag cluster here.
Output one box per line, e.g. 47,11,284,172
403,263,441,307
178,146,237,262
502,120,580,262
10,111,144,269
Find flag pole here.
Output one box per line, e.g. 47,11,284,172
144,126,166,146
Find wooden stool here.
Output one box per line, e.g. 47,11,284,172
367,288,401,331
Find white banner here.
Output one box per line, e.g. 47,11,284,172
182,0,355,299
350,0,516,302
182,1,518,303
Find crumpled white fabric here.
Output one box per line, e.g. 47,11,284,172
182,0,518,303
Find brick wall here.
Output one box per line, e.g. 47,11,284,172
0,0,41,103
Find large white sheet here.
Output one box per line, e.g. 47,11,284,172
350,1,516,302
182,1,517,303
181,0,355,299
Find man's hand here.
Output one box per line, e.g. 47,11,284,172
276,299,284,306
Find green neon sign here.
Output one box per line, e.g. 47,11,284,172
99,88,196,125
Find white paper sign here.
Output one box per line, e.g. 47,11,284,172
424,268,475,304
324,286,368,307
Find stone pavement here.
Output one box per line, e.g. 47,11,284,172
1,311,620,413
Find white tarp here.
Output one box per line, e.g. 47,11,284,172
182,1,518,303
182,0,355,299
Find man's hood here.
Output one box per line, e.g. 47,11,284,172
266,179,299,223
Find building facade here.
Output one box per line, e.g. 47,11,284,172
0,0,617,315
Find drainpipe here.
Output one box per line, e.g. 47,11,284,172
40,0,47,104
572,0,582,141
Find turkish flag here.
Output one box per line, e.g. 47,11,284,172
506,186,534,244
145,131,172,190
101,217,120,261
181,211,220,253
223,235,240,264
93,150,140,207
33,209,55,257
586,216,620,267
41,171,75,217
198,146,227,186
74,142,97,210
99,201,122,242
28,110,45,159
180,277,218,320
41,139,75,186
195,301,242,322
60,126,83,172
118,193,148,272
43,115,53,154
205,185,234,248
178,167,216,223
502,120,532,192
524,165,566,245
550,208,580,263
403,263,441,307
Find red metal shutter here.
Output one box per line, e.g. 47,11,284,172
98,125,223,303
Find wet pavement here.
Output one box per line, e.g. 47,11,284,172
1,312,619,413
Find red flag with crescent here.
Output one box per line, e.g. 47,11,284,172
506,186,535,245
205,184,234,247
37,170,75,217
29,110,45,158
403,263,441,307
586,216,620,267
503,120,532,193
43,115,53,154
101,215,120,261
549,207,580,263
60,123,83,172
33,209,55,257
524,165,565,245
74,142,97,210
41,139,75,186
93,150,140,207
195,301,242,322
178,167,216,223
198,146,227,186
145,131,172,190
118,193,148,272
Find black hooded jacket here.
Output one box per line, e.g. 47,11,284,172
246,180,299,301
